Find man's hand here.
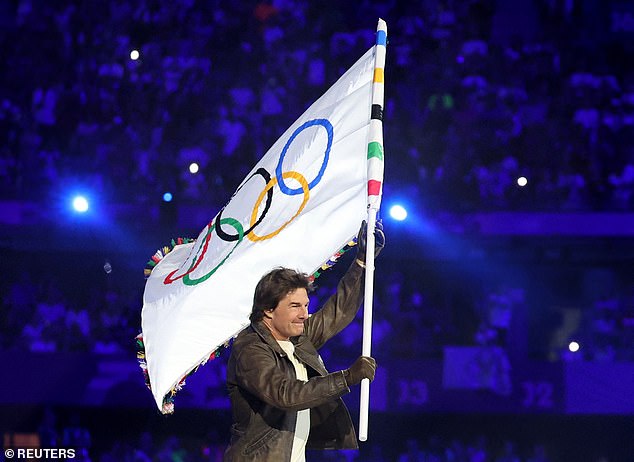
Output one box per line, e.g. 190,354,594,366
356,219,385,263
343,356,377,386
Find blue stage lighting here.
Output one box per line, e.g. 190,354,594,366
163,192,173,202
72,195,89,213
389,204,408,221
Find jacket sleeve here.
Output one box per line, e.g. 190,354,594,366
303,260,364,350
233,341,350,412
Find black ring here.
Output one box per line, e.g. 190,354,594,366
215,168,273,242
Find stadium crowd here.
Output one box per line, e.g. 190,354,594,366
1,0,634,212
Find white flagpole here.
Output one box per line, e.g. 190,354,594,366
359,18,387,442
359,208,377,441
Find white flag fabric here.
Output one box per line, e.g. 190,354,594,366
141,46,377,413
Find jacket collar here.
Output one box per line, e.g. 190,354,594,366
251,321,326,374
251,321,299,357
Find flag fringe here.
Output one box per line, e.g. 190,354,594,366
135,332,232,414
309,237,358,282
144,237,195,278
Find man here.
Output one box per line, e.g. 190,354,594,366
224,221,385,461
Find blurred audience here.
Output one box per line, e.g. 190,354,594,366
1,0,634,212
1,250,633,363
29,405,565,461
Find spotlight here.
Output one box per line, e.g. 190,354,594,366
72,195,89,213
163,192,173,202
389,204,408,221
517,176,528,187
130,49,140,60
189,162,199,174
568,341,580,353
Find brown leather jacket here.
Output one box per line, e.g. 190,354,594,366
224,262,364,461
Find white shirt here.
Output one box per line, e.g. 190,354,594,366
277,340,310,462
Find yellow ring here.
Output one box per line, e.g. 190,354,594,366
247,171,310,242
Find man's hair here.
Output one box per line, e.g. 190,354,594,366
250,267,313,323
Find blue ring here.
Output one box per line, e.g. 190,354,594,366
275,119,333,195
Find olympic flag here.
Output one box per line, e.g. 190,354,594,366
140,20,387,414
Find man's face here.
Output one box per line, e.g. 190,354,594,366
264,288,309,340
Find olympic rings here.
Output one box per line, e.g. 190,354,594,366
215,168,272,242
247,171,310,242
161,118,333,287
275,119,332,195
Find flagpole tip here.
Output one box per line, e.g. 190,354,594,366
377,18,387,33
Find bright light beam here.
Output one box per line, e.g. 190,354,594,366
389,204,408,221
72,196,89,213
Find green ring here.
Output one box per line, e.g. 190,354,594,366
183,218,244,286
